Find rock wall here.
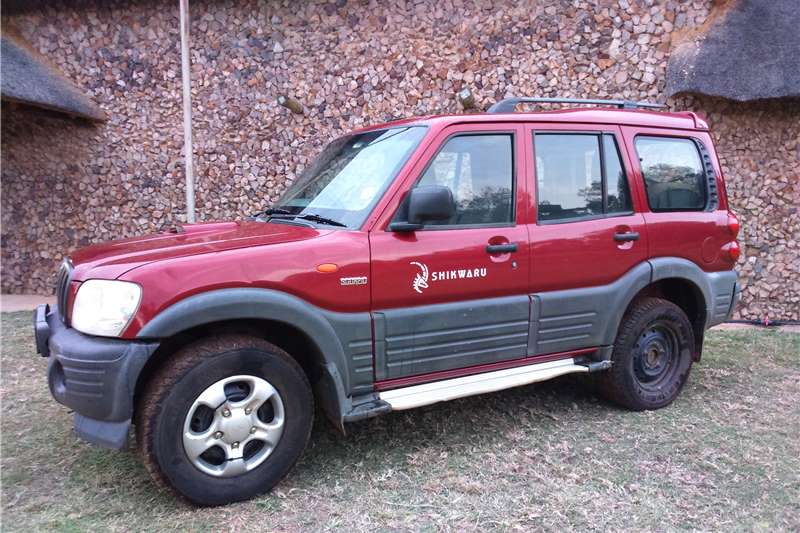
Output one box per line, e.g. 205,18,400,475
2,0,798,320
694,95,799,321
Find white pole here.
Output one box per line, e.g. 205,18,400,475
179,0,196,223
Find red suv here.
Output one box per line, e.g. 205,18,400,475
34,97,741,505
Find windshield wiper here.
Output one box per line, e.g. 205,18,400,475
252,208,346,228
249,207,293,220
296,213,347,227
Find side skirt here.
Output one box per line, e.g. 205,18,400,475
378,358,588,411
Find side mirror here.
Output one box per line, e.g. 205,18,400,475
390,185,456,231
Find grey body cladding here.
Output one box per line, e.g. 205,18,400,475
649,257,737,328
137,258,737,424
373,258,738,378
531,259,738,354
373,296,530,380
137,288,375,427
369,262,653,381
531,262,652,355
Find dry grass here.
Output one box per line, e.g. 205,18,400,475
2,310,798,532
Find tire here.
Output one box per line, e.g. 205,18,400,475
596,297,695,411
135,334,314,506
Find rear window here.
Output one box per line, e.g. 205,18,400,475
635,137,707,211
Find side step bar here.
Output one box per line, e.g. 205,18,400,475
379,358,590,411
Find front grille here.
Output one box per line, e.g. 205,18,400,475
55,258,73,323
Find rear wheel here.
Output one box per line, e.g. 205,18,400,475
597,297,695,410
136,335,313,506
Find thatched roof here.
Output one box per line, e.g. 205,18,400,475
1,33,106,121
667,0,800,101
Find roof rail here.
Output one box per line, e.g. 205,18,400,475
487,97,666,114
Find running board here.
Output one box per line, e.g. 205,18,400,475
379,358,588,411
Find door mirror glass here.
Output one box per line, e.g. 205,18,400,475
408,185,456,224
390,185,456,231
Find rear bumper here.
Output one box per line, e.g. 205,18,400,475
706,271,741,327
34,304,159,449
731,281,742,318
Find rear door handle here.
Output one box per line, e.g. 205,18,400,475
486,243,518,254
613,232,640,242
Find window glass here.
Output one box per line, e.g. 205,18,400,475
277,126,427,228
535,134,602,221
534,133,633,222
603,134,632,214
635,136,706,211
416,134,514,226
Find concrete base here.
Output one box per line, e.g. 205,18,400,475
712,322,800,333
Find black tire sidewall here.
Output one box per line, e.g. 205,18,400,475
153,348,312,506
614,301,694,410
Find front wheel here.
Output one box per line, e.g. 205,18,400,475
596,297,695,410
136,335,313,506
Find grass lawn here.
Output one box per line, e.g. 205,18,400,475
1,310,798,532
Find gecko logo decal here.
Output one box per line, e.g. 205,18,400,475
410,261,487,294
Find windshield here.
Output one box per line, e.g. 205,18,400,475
274,126,427,228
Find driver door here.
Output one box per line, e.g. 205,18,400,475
369,123,531,383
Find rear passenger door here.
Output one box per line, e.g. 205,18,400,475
526,124,649,355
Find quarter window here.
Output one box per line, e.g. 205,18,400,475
415,134,514,226
534,133,632,222
635,136,707,211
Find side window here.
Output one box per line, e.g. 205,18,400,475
534,133,632,222
604,134,632,214
415,134,514,226
635,136,707,211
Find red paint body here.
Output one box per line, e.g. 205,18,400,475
63,108,737,392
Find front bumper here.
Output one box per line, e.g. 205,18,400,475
34,304,159,449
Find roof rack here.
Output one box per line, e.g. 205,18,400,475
487,97,666,114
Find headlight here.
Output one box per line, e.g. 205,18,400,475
71,280,142,337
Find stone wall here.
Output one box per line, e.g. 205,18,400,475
1,0,798,320
694,95,799,321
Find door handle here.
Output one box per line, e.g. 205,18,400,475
613,232,640,242
486,243,518,254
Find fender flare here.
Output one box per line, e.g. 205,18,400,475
536,258,725,355
598,261,655,345
532,262,653,354
137,288,373,426
648,257,728,328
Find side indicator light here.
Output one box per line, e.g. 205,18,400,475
316,263,339,273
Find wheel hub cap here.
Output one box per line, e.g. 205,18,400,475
218,408,252,443
633,323,678,387
182,375,285,478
